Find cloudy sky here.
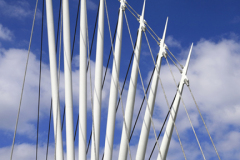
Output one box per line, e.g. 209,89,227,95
0,0,240,159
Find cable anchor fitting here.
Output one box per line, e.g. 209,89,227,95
120,0,126,11
162,44,168,59
184,78,189,86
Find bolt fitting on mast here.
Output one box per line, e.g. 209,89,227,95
159,43,167,58
120,0,126,11
137,16,146,32
183,74,189,86
184,78,190,86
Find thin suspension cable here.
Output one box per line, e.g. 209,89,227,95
125,2,140,17
128,32,155,142
54,3,63,160
148,92,176,160
46,101,52,160
144,31,187,160
55,0,62,56
115,38,136,112
87,22,97,160
101,16,118,89
166,48,183,68
146,28,159,44
59,7,64,131
187,85,221,160
167,54,182,73
129,63,154,141
158,77,187,160
124,11,162,156
71,0,81,60
105,2,133,159
126,6,139,20
36,0,45,159
145,23,161,41
10,0,39,159
100,20,137,160
87,1,100,71
165,57,206,160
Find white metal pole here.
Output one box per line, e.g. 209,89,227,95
135,17,168,160
157,44,193,160
79,0,88,159
91,0,104,159
103,1,125,160
62,0,75,159
118,1,146,160
45,0,64,159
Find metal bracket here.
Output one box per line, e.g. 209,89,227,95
184,78,189,86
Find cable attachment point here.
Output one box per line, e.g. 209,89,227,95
165,45,169,50
139,16,146,32
179,69,183,74
163,44,168,58
180,64,184,69
120,0,126,11
163,50,167,59
184,78,189,86
141,25,146,32
144,20,147,25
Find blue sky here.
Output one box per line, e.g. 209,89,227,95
0,0,240,159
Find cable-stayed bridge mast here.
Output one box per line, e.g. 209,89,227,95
9,0,221,160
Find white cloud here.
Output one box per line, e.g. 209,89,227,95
150,37,240,159
0,0,41,19
231,16,240,24
0,48,52,136
87,0,98,11
0,143,56,160
165,35,182,48
1,35,240,159
0,24,13,41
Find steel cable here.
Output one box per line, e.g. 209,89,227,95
166,48,183,69
10,0,39,159
187,85,221,160
36,0,45,159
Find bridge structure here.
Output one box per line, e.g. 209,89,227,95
10,0,221,160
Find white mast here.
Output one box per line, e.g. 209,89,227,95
158,44,193,160
118,1,146,159
135,17,168,160
91,0,105,159
103,1,125,160
45,0,64,159
79,0,88,159
62,0,75,159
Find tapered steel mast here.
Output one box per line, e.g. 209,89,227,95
158,44,193,160
79,0,88,159
118,1,146,160
91,0,105,159
45,0,64,159
103,1,125,160
62,0,75,159
135,17,168,160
